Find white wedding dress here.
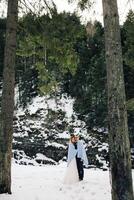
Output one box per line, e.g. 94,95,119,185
63,158,79,184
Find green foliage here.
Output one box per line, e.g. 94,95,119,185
123,10,134,69
122,10,134,100
62,21,107,128
62,13,134,134
0,9,133,139
127,99,134,111
17,12,84,95
36,61,57,94
121,10,134,143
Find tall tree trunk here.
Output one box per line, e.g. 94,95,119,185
102,0,134,200
0,0,18,194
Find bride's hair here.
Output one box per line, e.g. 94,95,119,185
70,134,75,143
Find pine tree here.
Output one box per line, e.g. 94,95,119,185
0,0,18,194
102,0,134,199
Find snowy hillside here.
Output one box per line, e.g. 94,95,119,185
13,94,109,169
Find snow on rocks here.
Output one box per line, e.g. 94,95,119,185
12,93,110,168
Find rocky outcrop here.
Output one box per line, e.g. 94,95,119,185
12,95,110,170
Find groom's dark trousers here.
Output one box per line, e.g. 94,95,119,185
74,142,84,180
76,156,84,180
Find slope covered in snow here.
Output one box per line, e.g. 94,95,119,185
13,94,110,169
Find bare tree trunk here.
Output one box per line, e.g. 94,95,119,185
0,0,18,194
102,0,134,200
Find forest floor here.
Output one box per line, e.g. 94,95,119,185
1,163,134,200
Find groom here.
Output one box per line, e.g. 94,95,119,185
73,134,88,181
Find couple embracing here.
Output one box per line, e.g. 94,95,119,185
64,133,88,184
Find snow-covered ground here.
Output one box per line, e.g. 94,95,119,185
1,163,134,200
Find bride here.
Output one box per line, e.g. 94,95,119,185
63,134,88,184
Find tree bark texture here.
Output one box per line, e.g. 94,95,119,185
102,0,134,200
0,0,18,194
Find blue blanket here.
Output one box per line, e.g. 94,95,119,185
67,140,88,167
